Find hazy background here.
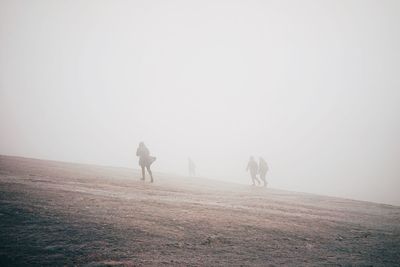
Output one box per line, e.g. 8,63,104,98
1,0,399,205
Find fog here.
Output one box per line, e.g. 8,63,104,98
1,0,399,205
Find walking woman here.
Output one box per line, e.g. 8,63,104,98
136,142,156,183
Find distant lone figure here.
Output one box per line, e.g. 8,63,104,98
246,156,260,186
136,142,156,183
258,157,269,187
188,157,196,176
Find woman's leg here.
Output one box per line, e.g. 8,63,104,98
253,173,261,185
146,165,154,183
251,173,256,185
261,173,267,186
141,165,145,180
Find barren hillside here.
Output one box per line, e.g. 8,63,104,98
0,155,399,266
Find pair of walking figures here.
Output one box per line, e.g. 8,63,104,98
246,156,269,187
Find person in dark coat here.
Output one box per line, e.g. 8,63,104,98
136,142,156,183
258,157,269,187
246,156,260,186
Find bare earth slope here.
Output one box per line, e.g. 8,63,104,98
0,155,399,266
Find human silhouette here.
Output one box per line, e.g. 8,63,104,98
136,142,156,183
188,157,196,176
246,156,260,186
258,157,269,187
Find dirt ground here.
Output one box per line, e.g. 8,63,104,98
0,155,399,266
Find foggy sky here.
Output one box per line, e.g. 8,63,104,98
1,0,399,205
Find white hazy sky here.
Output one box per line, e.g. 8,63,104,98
1,0,399,205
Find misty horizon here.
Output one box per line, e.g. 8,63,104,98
1,0,400,206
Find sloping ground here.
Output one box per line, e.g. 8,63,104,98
0,155,399,266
